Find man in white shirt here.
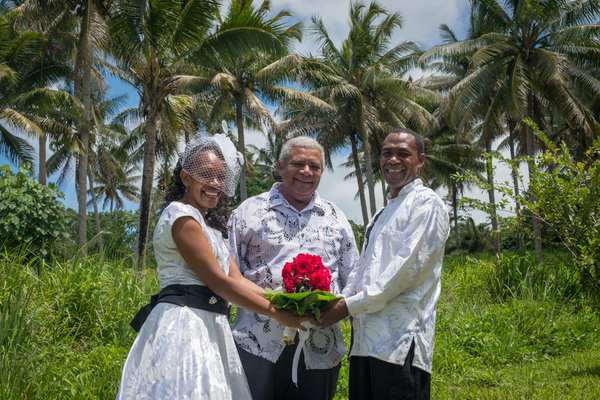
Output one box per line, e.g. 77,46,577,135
227,136,359,400
319,128,450,400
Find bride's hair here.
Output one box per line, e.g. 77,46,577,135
163,158,231,238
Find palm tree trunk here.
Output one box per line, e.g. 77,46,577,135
452,181,460,250
88,164,103,253
236,96,247,202
77,2,92,255
135,113,158,270
77,60,91,255
486,137,501,257
527,96,543,263
38,133,46,186
508,125,524,249
357,97,376,217
351,134,369,227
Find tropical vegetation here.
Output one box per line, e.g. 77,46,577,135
1,0,600,397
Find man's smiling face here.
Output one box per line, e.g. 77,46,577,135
380,132,426,198
277,146,323,210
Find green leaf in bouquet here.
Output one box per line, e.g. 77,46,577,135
262,290,341,322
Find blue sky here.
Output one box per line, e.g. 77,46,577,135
2,0,496,223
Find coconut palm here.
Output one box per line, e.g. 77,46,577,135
13,0,113,254
418,18,508,256
90,160,139,212
422,128,485,252
108,0,221,268
294,1,440,224
0,13,82,190
183,0,334,201
110,0,312,268
248,129,286,181
87,93,139,213
0,16,52,164
340,144,388,209
420,0,600,261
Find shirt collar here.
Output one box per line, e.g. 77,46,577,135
386,178,423,202
267,182,325,213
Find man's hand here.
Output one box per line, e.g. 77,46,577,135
315,299,350,326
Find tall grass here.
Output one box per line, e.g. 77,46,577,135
1,248,598,399
0,249,158,399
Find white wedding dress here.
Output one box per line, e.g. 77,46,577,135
116,202,252,400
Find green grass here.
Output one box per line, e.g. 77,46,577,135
334,254,600,399
1,249,599,399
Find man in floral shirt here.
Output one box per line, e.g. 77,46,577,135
319,129,450,400
227,136,359,400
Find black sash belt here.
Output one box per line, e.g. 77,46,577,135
129,284,229,332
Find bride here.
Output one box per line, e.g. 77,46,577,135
116,134,308,399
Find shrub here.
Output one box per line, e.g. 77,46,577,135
0,164,69,258
457,121,600,299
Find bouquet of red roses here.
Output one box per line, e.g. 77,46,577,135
264,253,341,345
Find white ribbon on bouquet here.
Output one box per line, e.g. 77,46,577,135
291,321,315,386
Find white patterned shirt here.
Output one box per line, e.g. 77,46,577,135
343,179,449,373
227,183,359,369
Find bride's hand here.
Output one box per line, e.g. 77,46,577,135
272,309,311,331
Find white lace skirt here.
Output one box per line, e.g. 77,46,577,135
116,303,252,400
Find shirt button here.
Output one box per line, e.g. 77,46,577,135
298,213,301,217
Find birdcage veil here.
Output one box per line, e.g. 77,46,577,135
180,133,243,197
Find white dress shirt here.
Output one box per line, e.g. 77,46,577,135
343,179,449,373
228,183,359,369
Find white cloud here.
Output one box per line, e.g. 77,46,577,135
269,0,470,55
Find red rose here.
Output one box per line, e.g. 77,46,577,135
309,269,331,291
281,254,332,293
282,262,295,292
293,257,310,275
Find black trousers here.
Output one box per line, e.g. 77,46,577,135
349,340,431,400
236,339,340,400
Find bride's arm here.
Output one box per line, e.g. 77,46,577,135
227,253,271,296
172,216,307,330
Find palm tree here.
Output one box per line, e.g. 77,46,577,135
420,0,600,262
13,0,113,254
110,0,309,268
183,0,333,202
108,0,219,268
0,13,83,193
340,144,388,209
90,160,139,212
88,92,139,216
419,20,505,256
295,1,440,225
248,129,286,181
422,128,485,252
0,16,50,165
